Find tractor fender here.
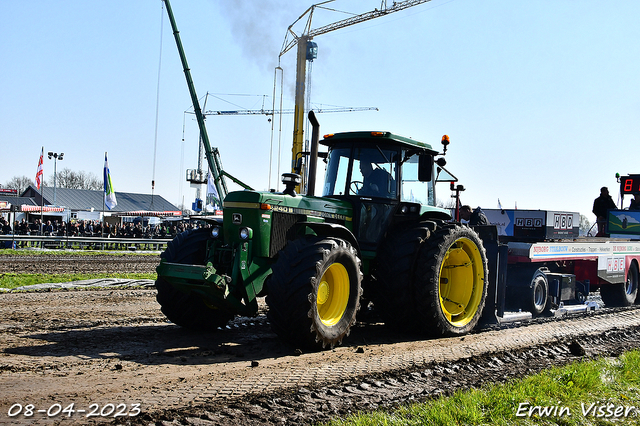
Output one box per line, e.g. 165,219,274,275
293,222,360,255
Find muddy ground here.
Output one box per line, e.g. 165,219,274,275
0,253,158,275
2,254,640,425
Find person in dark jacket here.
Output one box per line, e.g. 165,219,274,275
459,205,489,226
592,187,617,237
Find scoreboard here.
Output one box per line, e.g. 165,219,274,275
620,175,640,195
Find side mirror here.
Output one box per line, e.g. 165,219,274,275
418,155,433,182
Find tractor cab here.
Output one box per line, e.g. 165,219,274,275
320,131,450,251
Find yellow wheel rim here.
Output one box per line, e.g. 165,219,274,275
438,237,485,327
317,263,350,326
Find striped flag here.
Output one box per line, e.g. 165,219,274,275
103,152,117,210
35,147,44,190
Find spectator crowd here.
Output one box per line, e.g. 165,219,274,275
0,217,206,239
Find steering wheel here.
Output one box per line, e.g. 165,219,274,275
350,181,364,194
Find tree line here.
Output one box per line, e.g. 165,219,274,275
3,169,102,194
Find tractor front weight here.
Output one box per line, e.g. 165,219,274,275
156,239,266,318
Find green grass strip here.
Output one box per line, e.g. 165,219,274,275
0,273,156,289
326,350,640,426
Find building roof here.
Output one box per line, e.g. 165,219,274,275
0,196,38,207
20,185,180,213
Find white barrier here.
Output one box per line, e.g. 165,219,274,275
0,234,172,251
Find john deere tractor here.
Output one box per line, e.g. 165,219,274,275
157,0,488,350
156,118,488,349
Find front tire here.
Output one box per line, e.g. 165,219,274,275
414,225,488,337
266,237,362,350
155,228,234,330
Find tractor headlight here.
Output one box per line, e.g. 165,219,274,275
399,203,420,215
239,227,253,240
211,226,221,238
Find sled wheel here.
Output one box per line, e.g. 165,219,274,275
600,261,639,307
530,269,549,316
155,228,234,329
414,225,488,336
266,237,362,350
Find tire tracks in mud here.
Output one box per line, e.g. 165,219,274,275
3,289,637,425
0,254,158,275
118,312,640,426
135,328,640,426
3,254,640,425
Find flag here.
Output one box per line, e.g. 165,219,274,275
103,152,117,210
498,198,503,210
35,147,44,190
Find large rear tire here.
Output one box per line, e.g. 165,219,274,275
155,228,234,330
266,237,362,350
373,223,432,329
600,262,639,307
414,225,488,337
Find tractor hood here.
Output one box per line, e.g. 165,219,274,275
223,190,353,221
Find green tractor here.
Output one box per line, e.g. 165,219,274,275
157,0,488,350
156,119,488,349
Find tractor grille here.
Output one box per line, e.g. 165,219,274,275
269,212,304,257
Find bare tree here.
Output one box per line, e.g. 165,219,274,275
46,168,102,190
436,197,457,210
3,176,33,194
579,214,594,236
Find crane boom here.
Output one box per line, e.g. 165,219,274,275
280,0,433,56
310,0,432,38
202,106,378,116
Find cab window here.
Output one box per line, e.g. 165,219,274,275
401,153,434,206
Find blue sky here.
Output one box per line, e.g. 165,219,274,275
2,0,639,220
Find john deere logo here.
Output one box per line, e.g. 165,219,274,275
232,213,242,225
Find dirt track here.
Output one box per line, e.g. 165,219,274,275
0,254,158,275
2,255,640,425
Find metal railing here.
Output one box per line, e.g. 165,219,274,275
0,234,172,251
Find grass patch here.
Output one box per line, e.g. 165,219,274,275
326,351,640,426
0,273,157,289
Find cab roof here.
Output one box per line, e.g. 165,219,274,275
320,131,438,154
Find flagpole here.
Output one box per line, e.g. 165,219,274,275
40,185,44,236
103,152,106,239
103,152,117,239
102,191,105,239
34,146,46,247
40,156,44,239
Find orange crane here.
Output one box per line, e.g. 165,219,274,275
278,0,433,189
